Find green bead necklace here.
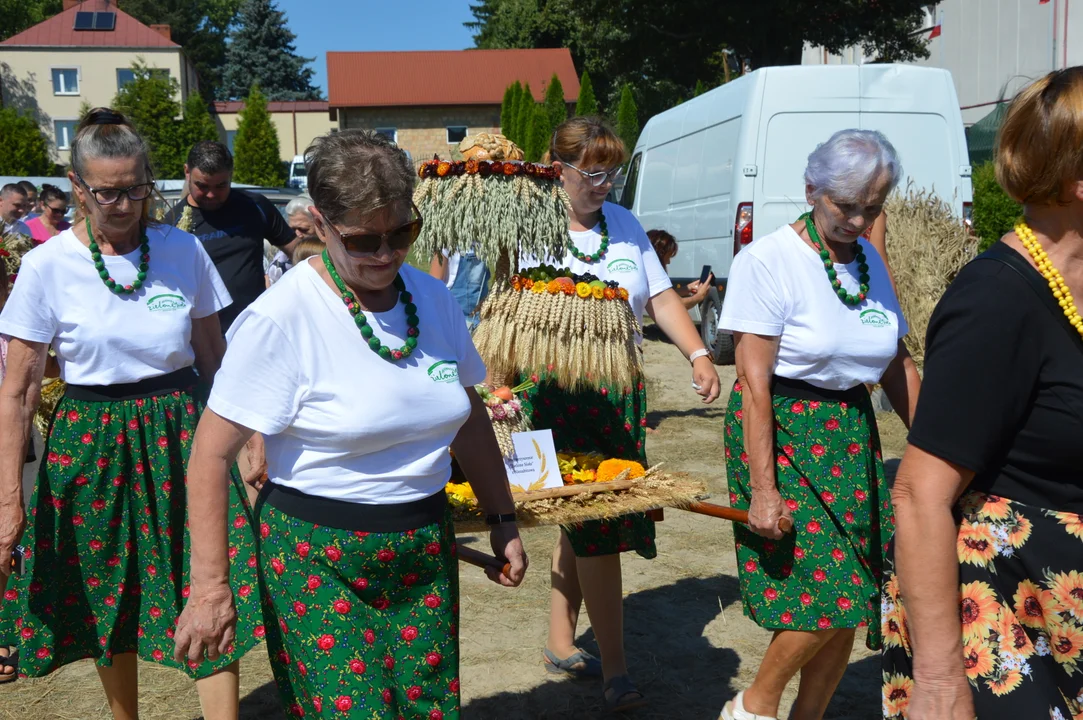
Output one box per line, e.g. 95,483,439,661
86,218,150,295
321,249,419,362
568,210,610,263
801,212,870,307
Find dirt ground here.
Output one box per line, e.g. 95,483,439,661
1,331,907,720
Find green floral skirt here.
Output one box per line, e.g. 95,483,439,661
0,387,262,678
722,379,892,649
257,501,461,719
522,377,656,559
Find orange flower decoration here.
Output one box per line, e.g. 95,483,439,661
436,161,451,177
546,280,562,294
960,580,1000,642
1013,579,1057,629
618,288,629,301
465,158,479,174
596,459,646,483
524,278,534,290
503,163,517,175
591,285,605,300
603,287,617,300
510,275,523,291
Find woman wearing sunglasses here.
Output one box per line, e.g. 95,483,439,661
24,184,70,244
174,129,527,719
520,117,722,712
0,108,259,717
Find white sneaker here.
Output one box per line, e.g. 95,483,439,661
719,691,778,720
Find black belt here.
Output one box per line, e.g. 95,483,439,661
771,375,868,404
64,367,198,402
256,482,448,533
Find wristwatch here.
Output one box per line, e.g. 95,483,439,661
485,512,517,526
689,348,712,364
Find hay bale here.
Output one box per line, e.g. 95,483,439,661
885,184,979,366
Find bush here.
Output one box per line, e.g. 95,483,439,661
886,184,979,366
971,161,1021,252
0,107,51,175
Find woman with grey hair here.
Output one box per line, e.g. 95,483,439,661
265,196,318,286
0,108,260,717
174,129,527,719
717,129,921,720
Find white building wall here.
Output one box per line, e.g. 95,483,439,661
803,0,1082,125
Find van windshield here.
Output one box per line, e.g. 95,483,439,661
292,164,307,177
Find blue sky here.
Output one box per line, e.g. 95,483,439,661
277,0,479,96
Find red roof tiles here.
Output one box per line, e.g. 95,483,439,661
2,0,179,49
214,100,329,114
327,49,580,108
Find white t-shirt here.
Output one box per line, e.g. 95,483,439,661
719,224,907,391
521,202,671,340
441,251,461,288
208,260,487,504
0,226,231,385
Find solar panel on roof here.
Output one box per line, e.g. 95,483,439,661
93,12,116,30
73,11,94,30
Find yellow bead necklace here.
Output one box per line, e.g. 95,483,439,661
1016,221,1083,337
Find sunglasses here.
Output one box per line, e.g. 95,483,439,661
45,205,69,216
326,205,424,255
74,170,154,206
562,161,623,188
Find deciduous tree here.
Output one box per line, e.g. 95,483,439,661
112,59,184,178
0,108,52,176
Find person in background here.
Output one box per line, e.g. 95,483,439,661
164,141,294,331
289,235,324,266
647,228,715,310
16,182,39,221
0,185,30,237
0,108,260,719
719,129,920,720
25,184,70,244
174,129,527,719
267,196,315,285
864,212,899,294
429,250,491,331
883,66,1083,720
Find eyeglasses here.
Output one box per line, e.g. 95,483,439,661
74,171,154,206
327,204,424,255
45,204,68,216
562,162,623,188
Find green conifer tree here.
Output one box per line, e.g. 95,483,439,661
233,85,285,185
515,83,534,148
179,93,220,158
693,79,707,97
220,0,320,100
575,71,599,117
614,83,639,154
501,81,521,140
526,103,554,163
544,73,567,129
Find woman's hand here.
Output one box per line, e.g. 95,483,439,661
242,433,267,490
687,273,714,301
907,677,975,720
692,355,721,403
487,523,528,587
748,487,790,540
172,581,237,664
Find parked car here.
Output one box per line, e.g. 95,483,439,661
287,155,307,190
151,185,305,220
622,64,973,363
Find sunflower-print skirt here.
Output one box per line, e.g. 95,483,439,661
0,377,262,678
722,377,892,649
256,490,461,720
521,376,656,559
882,491,1083,719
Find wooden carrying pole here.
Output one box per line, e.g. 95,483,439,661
682,501,794,533
457,544,512,579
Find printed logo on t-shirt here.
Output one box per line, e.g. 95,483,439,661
606,258,638,274
146,294,188,312
427,360,460,384
859,309,891,328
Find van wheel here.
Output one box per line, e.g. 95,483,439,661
699,291,735,365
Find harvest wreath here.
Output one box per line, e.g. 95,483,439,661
418,157,562,181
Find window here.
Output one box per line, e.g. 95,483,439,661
55,120,78,150
619,153,642,209
375,127,397,142
52,68,79,95
446,126,468,144
117,67,169,90
225,130,238,153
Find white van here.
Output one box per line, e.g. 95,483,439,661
622,64,973,362
287,154,307,189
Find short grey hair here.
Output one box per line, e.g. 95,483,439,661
804,129,902,203
71,108,151,180
285,196,313,219
305,129,414,224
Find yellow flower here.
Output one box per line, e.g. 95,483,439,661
1051,570,1083,621
881,673,913,718
987,668,1023,697
445,481,476,507
575,282,591,298
1014,579,1058,629
957,519,997,567
531,281,547,294
962,637,995,680
571,468,597,483
977,494,1011,520
591,285,605,300
1008,512,1032,549
1055,511,1083,540
882,605,909,651
1050,621,1083,665
995,604,1034,659
960,580,1000,642
596,459,646,483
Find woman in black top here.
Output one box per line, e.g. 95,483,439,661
883,68,1083,719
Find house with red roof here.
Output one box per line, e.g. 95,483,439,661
328,49,580,163
0,0,197,163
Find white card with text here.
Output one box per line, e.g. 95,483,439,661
504,429,564,493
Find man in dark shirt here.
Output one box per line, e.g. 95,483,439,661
165,141,294,330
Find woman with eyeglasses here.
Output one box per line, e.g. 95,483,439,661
174,129,527,719
24,184,70,244
519,116,721,712
0,109,260,717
